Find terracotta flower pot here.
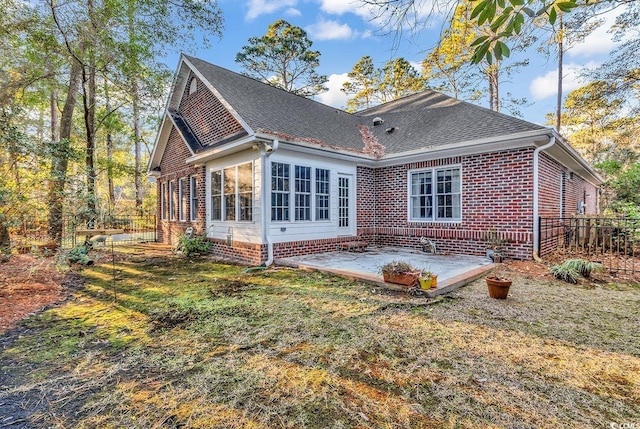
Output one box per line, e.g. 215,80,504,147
383,271,420,286
486,276,512,299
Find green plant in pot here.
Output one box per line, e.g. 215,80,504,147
380,261,421,286
418,270,438,289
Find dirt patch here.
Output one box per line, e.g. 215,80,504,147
0,255,67,334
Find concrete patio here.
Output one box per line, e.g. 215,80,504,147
276,246,495,297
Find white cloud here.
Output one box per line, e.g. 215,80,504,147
568,9,625,57
529,62,600,100
306,18,354,40
315,73,349,108
318,0,359,16
285,7,302,17
245,0,297,21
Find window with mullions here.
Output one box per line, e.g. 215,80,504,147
224,166,236,221
238,163,253,221
271,162,290,221
169,181,176,221
409,167,461,221
190,176,198,221
315,168,330,220
161,182,167,220
178,178,186,221
295,166,311,221
210,171,222,221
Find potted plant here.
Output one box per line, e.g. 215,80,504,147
418,270,438,289
485,269,512,299
485,227,508,262
380,261,421,286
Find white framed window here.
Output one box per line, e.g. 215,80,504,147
210,162,254,222
295,166,311,221
210,170,222,221
315,168,330,220
169,180,176,221
190,176,198,221
238,163,253,221
271,163,332,222
161,182,167,221
178,178,186,221
224,166,236,221
409,166,461,222
271,162,290,221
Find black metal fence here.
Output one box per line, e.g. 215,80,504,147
10,214,157,250
539,216,640,273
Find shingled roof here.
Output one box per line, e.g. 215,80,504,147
184,55,546,156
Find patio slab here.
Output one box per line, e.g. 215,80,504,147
276,246,495,297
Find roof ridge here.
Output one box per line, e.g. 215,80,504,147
183,54,355,117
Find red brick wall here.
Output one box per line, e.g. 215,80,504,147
273,236,367,259
157,127,206,245
208,239,266,265
538,153,598,217
180,73,245,146
360,149,536,259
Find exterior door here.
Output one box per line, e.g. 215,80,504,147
337,174,354,235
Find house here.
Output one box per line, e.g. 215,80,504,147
148,54,601,265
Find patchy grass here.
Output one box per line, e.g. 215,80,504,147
1,253,639,428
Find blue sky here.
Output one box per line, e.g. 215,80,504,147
169,0,625,125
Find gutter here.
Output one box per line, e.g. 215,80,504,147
532,135,556,261
261,139,279,266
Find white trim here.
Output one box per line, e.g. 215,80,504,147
407,164,463,223
178,177,186,222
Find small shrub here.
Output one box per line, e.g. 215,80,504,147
562,259,604,278
67,246,93,265
177,233,211,258
550,264,579,284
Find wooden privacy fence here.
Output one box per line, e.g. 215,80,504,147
539,216,640,273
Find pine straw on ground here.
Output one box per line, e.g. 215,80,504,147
0,250,638,428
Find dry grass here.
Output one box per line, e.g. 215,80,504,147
0,251,639,428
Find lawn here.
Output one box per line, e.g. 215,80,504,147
1,250,639,428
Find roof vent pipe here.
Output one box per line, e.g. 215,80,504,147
373,117,383,126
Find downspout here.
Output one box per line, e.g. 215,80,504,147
261,138,279,266
533,135,556,261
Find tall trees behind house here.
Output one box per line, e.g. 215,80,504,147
0,0,224,245
341,56,424,112
236,20,328,97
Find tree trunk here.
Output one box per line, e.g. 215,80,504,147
82,57,97,226
48,59,82,243
556,13,564,132
133,88,143,214
105,83,115,209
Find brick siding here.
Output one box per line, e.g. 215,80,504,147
180,73,245,146
354,149,536,260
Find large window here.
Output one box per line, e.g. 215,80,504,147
161,182,167,220
210,171,222,221
295,166,311,221
271,162,290,221
224,166,236,221
271,163,331,222
210,162,253,222
315,169,330,220
169,181,176,221
178,178,186,221
409,167,461,222
190,176,198,221
238,163,253,221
